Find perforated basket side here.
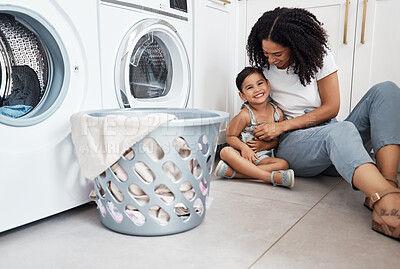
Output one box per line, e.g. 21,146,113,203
94,120,221,236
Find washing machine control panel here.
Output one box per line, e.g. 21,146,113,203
104,0,191,17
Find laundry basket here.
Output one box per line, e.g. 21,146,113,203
87,108,228,236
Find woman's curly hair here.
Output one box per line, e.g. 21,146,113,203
247,7,329,86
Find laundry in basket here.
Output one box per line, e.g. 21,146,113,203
70,111,178,180
70,108,228,236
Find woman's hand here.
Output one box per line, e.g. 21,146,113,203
241,146,258,164
253,122,284,140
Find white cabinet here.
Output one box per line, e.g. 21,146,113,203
193,0,239,143
244,0,400,120
350,0,400,109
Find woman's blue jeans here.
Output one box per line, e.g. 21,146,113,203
275,81,400,187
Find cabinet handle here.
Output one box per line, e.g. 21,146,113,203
361,0,368,44
343,0,351,44
218,0,231,5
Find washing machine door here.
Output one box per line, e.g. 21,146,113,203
116,18,190,108
0,11,65,126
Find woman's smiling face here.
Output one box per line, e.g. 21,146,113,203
262,39,292,69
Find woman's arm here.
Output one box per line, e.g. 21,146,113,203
254,71,340,140
283,71,340,130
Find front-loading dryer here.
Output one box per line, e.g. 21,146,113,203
0,0,102,232
99,0,193,109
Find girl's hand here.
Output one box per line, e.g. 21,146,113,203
247,140,269,152
253,122,283,140
241,146,258,164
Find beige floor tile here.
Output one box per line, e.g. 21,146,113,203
252,182,400,269
317,179,370,213
1,174,398,269
211,174,342,207
0,189,309,269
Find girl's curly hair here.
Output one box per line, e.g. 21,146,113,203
247,7,329,86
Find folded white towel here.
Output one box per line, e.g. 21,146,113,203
70,112,177,180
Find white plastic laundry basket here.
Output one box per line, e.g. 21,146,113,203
87,108,228,236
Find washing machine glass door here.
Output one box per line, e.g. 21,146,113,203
0,11,65,126
117,19,190,108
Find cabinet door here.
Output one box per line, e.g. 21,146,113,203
193,0,235,113
351,0,400,109
245,0,355,120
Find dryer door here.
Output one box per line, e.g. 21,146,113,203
116,18,190,108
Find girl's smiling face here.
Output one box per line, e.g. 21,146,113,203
262,39,292,69
239,72,270,105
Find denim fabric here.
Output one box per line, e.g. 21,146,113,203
275,81,400,186
345,81,400,153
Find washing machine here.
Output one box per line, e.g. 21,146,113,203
0,0,102,232
99,0,193,109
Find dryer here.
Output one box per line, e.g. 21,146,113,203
0,0,102,232
99,0,193,109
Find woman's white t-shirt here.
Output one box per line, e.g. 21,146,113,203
264,50,338,119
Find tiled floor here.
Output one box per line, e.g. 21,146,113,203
1,172,399,268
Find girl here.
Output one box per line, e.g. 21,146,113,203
215,67,294,188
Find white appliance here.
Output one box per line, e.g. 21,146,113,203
0,0,102,232
99,0,193,109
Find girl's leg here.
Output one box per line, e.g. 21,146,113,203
230,158,288,183
257,157,290,184
219,147,269,181
219,147,286,183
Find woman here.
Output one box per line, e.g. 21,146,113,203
247,7,400,240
